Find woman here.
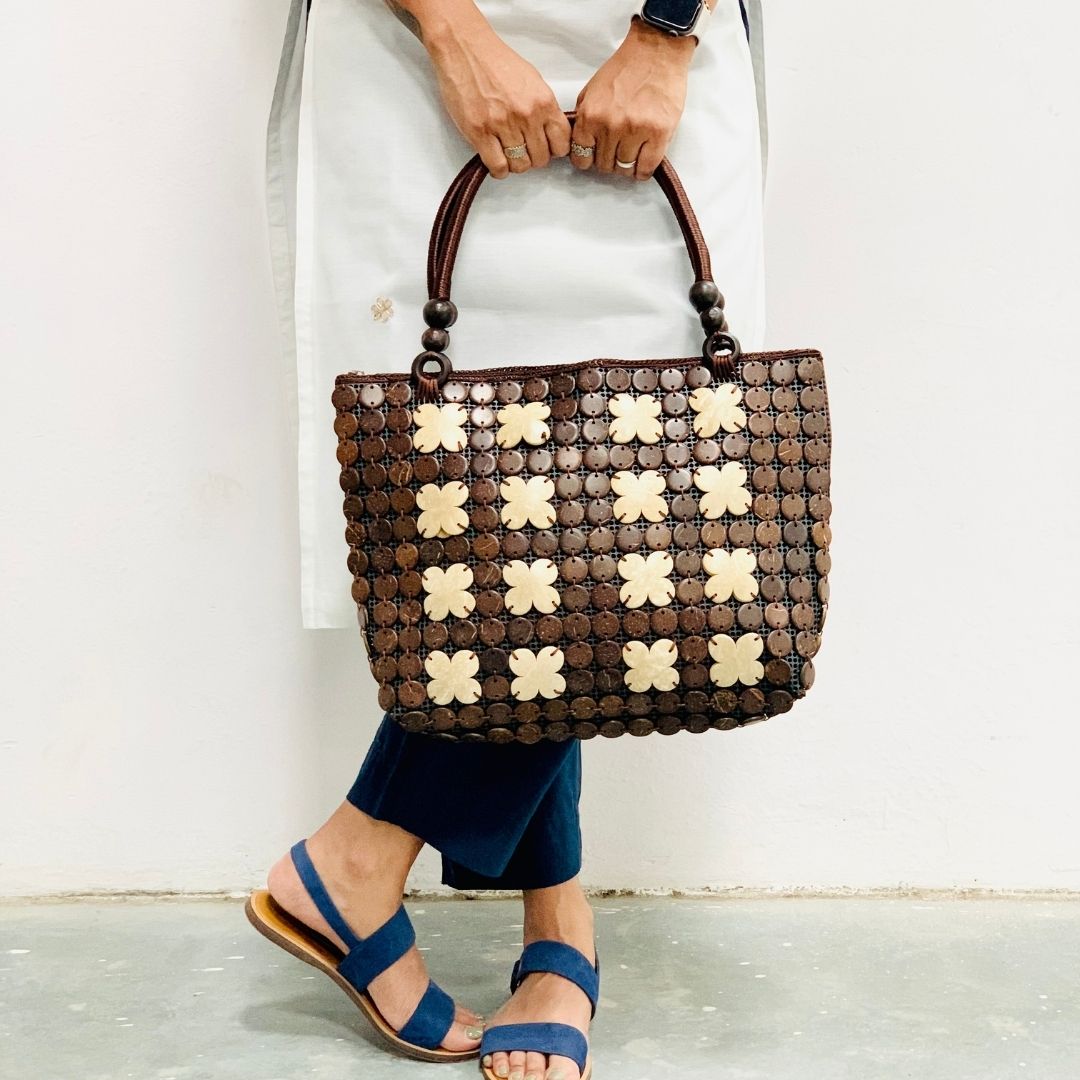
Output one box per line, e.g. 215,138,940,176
256,2,768,1079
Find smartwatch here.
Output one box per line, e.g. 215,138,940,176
635,0,712,44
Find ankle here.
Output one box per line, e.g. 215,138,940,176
522,878,594,949
304,802,422,892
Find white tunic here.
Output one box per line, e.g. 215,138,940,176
267,0,769,629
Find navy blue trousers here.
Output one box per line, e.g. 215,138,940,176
347,715,583,891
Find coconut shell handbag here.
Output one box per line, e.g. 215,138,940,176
331,129,832,744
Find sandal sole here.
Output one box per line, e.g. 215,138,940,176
245,889,477,1063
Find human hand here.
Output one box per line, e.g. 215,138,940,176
422,6,571,178
571,15,696,180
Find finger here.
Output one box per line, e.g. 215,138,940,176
500,128,531,174
568,120,597,171
594,124,618,174
477,132,511,180
635,136,667,181
613,135,647,180
524,121,551,169
544,113,572,159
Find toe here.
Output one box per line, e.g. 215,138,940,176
546,1053,581,1080
491,1051,511,1077
438,1017,484,1052
524,1049,547,1080
508,1049,527,1080
455,1002,484,1025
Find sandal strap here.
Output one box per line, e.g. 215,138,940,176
396,977,456,1050
480,1022,588,1074
510,940,600,1019
289,840,361,951
290,839,416,990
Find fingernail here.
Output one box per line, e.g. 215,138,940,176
465,1026,483,1039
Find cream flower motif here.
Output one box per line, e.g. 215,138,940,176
503,559,561,615
618,550,675,608
622,638,680,693
415,481,468,539
496,401,551,448
689,384,747,437
611,470,667,524
695,462,751,518
499,475,557,529
424,650,481,705
708,632,765,687
702,547,759,603
412,402,467,453
608,393,662,444
421,563,475,621
509,646,566,701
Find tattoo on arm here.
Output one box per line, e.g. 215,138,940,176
383,0,423,42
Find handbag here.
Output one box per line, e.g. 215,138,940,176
331,124,831,743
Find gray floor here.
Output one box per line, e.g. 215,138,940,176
1,896,1078,1080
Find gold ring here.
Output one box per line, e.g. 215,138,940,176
570,141,595,158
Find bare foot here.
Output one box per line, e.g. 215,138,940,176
484,877,595,1080
267,801,484,1053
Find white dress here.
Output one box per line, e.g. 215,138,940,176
267,0,769,629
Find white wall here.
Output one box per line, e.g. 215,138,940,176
2,1,1078,897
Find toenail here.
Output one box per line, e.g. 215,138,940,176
510,1072,523,1080
494,1066,509,1078
549,1074,565,1080
482,1055,493,1067
525,1073,540,1080
465,1026,483,1039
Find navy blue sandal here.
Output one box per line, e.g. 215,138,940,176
480,939,600,1080
245,839,476,1062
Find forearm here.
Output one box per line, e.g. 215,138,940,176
382,0,490,49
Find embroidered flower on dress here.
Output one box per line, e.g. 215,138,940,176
611,470,668,524
412,402,468,453
509,646,566,701
424,650,481,705
702,548,759,603
415,481,468,538
708,632,765,687
617,550,675,608
608,394,662,444
622,638,680,693
503,559,561,615
689,384,747,437
421,563,475,620
694,462,752,518
496,402,551,448
499,475,557,529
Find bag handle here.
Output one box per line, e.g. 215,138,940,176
413,109,740,396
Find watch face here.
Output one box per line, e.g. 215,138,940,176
641,0,703,34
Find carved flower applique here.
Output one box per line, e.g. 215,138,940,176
689,384,747,437
695,462,751,518
708,632,764,687
622,638,680,693
702,547,759,603
496,401,551,448
416,481,468,538
611,470,667,524
421,563,475,620
503,559,561,615
425,649,481,705
608,393,662,444
509,646,566,701
500,475,557,529
412,402,468,453
618,550,675,608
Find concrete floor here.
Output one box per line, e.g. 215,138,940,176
1,896,1078,1080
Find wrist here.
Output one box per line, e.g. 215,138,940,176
407,0,491,52
626,13,698,63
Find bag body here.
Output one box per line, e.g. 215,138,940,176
332,137,831,742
